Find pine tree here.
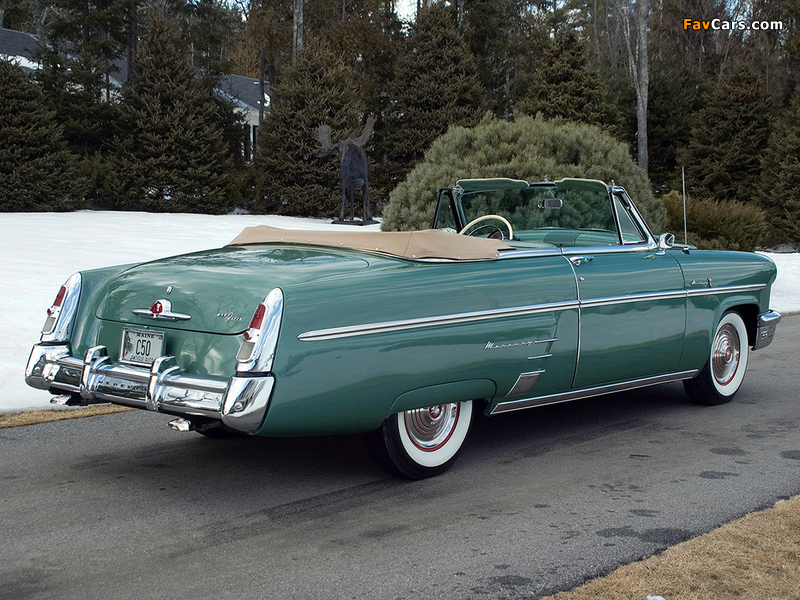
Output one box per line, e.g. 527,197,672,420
517,29,616,128
252,39,364,217
761,88,800,245
0,60,87,211
380,3,484,191
106,18,236,213
37,0,130,156
462,0,528,119
678,65,773,204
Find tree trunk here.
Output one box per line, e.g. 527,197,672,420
293,0,303,55
621,0,650,173
0,0,8,31
29,0,47,50
635,0,649,173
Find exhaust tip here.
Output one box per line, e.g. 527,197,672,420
168,418,192,432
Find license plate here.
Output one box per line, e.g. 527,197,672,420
120,328,165,366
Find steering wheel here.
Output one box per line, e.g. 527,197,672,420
459,214,514,240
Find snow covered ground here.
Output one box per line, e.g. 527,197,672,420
1,211,796,414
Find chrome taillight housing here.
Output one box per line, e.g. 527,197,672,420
41,272,82,343
236,288,283,374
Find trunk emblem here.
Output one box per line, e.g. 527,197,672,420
132,299,191,321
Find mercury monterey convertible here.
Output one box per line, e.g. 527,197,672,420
26,178,781,478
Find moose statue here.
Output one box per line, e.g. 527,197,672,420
317,115,377,225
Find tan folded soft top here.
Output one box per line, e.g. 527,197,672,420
227,225,512,261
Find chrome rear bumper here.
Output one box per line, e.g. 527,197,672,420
25,343,273,434
754,310,781,350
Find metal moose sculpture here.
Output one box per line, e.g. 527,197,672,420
317,115,377,225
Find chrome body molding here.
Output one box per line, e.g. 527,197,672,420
686,283,766,297
236,288,284,374
505,371,544,397
754,310,781,350
298,284,768,342
25,343,274,435
491,370,699,414
298,300,580,342
132,299,191,321
41,272,82,343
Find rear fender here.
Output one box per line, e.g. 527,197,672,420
387,379,496,418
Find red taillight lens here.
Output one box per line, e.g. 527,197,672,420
54,286,67,307
243,304,266,341
47,286,67,316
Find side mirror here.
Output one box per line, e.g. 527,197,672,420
658,233,675,250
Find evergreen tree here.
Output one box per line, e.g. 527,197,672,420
647,59,706,190
382,113,665,233
106,18,236,213
679,64,773,203
252,39,364,217
517,29,616,128
762,88,800,245
462,0,528,118
0,60,87,211
380,3,484,191
37,0,130,156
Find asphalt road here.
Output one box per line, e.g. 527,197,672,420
2,316,798,600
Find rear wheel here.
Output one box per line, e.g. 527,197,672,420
684,310,749,405
364,401,473,479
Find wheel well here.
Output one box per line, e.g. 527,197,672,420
728,304,758,347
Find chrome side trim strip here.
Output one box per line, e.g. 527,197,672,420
491,370,699,414
297,300,580,342
686,283,766,297
580,289,687,308
298,284,767,342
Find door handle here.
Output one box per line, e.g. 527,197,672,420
569,255,594,267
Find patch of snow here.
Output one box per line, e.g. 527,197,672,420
0,211,379,414
0,212,796,414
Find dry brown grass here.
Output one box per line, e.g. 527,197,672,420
0,404,133,428
543,495,800,600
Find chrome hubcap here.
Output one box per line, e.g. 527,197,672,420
403,403,460,451
712,324,740,386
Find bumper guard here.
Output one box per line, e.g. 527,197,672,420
25,343,273,434
754,310,781,350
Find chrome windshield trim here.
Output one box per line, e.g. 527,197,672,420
298,300,581,342
491,370,699,414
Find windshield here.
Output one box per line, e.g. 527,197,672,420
436,180,646,248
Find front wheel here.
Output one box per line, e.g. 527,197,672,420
364,401,473,479
684,310,750,405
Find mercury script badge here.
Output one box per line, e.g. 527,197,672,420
217,312,243,322
485,340,535,350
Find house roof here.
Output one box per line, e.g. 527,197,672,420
0,27,41,72
1,27,268,119
217,73,269,114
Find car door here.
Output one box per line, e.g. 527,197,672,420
568,192,686,389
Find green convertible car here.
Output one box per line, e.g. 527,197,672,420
26,178,781,478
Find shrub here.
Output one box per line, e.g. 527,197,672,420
662,191,767,252
381,113,665,232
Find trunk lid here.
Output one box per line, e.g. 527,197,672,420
95,246,370,334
